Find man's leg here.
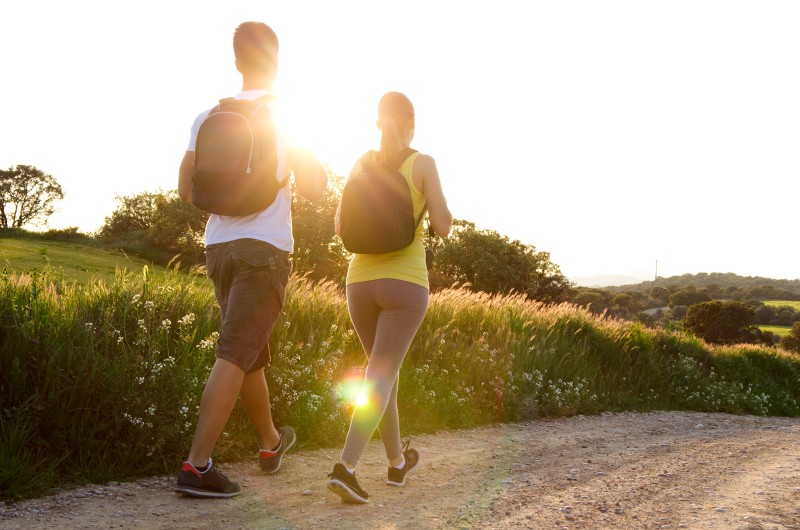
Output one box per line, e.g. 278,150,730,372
240,369,281,450
187,358,245,468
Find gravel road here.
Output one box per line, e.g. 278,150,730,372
1,411,798,529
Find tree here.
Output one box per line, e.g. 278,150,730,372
0,165,64,228
149,192,207,260
754,304,777,325
433,221,574,303
100,189,208,265
649,286,670,306
613,293,633,312
781,322,800,353
100,191,161,237
669,288,712,308
573,290,609,313
683,301,757,345
775,308,796,326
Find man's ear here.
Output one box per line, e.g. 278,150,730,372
235,59,243,74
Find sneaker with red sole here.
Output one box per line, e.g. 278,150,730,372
259,425,296,474
175,458,241,498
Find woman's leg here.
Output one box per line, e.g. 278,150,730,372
377,375,401,463
340,280,428,468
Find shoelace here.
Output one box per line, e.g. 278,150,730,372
400,439,411,454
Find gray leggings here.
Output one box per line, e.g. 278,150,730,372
341,279,429,466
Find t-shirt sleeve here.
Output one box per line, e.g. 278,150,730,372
186,109,211,152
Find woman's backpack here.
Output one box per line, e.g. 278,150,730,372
339,148,425,254
191,96,288,216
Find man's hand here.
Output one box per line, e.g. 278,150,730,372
290,148,327,203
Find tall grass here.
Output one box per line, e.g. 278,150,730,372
1,266,798,500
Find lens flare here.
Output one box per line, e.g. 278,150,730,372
337,370,367,407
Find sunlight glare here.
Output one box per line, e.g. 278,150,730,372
337,370,369,408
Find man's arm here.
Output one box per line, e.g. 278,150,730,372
290,147,327,203
178,151,194,202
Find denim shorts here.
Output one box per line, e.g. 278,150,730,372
205,239,291,372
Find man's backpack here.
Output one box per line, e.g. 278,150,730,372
339,148,425,254
192,96,288,216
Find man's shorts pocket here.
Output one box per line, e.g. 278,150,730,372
231,247,290,305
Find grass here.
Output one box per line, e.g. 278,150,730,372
759,325,792,338
1,262,798,502
0,237,157,284
765,300,800,311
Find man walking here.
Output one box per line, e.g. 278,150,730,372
175,21,327,498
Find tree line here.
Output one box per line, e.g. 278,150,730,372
95,178,575,304
3,163,798,353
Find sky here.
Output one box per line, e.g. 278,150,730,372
1,1,798,282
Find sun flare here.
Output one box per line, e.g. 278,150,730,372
271,89,376,177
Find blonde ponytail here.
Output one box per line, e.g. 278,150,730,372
377,91,414,167
378,121,404,167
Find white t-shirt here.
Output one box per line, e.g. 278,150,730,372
187,90,294,251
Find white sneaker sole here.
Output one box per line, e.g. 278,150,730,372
175,485,241,498
327,479,369,504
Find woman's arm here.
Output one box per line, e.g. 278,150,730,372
415,154,453,238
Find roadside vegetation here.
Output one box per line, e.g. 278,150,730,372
1,263,798,501
2,168,798,501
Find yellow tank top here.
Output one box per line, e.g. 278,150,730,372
345,151,428,289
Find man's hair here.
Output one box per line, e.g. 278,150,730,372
233,22,279,74
378,91,415,124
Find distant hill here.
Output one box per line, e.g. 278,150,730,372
571,274,652,287
605,272,800,297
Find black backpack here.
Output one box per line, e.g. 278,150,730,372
191,96,288,216
339,148,425,254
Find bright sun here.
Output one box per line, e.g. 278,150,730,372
271,88,377,177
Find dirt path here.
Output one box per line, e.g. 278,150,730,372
2,412,798,529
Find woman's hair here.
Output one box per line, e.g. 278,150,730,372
233,22,279,75
377,92,415,167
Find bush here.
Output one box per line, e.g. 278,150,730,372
2,267,798,501
683,301,757,345
99,190,207,267
782,322,800,353
433,220,574,303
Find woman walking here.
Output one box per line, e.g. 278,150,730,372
328,91,453,503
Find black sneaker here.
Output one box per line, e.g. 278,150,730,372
175,459,241,498
327,463,369,504
259,425,296,474
387,439,419,486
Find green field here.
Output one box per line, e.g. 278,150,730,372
765,300,800,310
759,325,792,337
0,237,157,283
